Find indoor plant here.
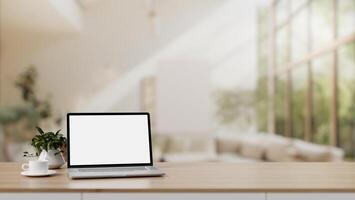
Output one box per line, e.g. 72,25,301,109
24,127,67,169
0,66,59,161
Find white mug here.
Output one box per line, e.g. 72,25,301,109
22,160,48,173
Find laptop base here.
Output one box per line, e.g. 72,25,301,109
68,166,165,179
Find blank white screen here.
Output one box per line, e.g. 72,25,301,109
69,114,151,165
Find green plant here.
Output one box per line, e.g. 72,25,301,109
24,127,67,157
0,66,55,126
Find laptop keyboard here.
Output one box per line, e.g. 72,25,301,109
78,167,148,172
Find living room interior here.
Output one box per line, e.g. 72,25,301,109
1,0,355,199
0,0,354,164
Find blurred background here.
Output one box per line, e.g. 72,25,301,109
0,0,354,162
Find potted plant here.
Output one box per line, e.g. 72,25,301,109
0,66,60,161
24,127,67,169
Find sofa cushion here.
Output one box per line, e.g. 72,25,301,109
189,136,216,154
152,134,170,153
291,139,344,162
328,147,344,161
263,134,295,161
165,136,191,153
163,152,217,162
165,134,216,154
239,134,267,160
215,134,243,154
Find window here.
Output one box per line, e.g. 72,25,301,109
338,42,355,157
257,0,355,158
292,66,307,140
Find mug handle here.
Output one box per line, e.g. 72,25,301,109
21,163,29,171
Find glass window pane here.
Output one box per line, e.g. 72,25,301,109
276,27,289,67
291,0,307,13
291,8,308,62
311,0,333,50
259,41,269,73
275,74,287,135
338,42,355,158
291,0,307,12
292,66,307,140
256,7,271,133
257,7,271,41
256,75,268,132
257,7,270,77
256,43,269,133
312,53,332,145
276,0,289,26
338,0,355,37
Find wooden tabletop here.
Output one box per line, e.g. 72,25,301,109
1,162,355,193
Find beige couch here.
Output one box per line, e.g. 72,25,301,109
153,132,344,162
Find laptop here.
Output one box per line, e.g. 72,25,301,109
67,112,165,179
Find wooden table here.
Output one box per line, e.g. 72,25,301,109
1,162,355,200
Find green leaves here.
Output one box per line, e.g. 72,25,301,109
29,126,67,153
36,126,44,135
55,129,61,135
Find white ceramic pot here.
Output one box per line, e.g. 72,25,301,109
39,150,65,169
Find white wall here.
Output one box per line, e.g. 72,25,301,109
156,61,212,135
0,0,260,133
77,0,260,133
0,0,225,113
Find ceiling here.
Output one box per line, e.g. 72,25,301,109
0,0,82,34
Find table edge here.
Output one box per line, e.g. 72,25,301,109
1,188,355,193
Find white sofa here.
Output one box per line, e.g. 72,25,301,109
153,132,344,162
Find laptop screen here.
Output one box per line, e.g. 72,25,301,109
67,113,152,167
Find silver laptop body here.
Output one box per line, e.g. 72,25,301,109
67,112,164,179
